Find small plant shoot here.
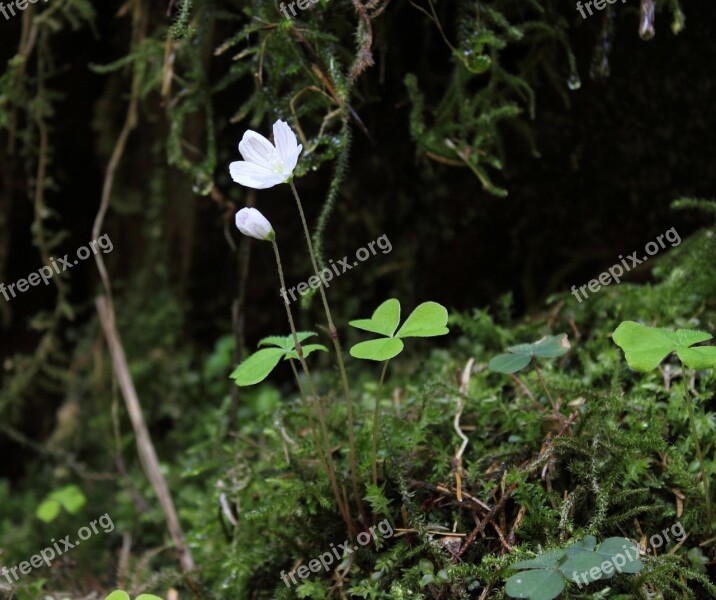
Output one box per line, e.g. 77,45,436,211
613,320,715,531
230,331,327,386
349,299,450,362
505,536,643,600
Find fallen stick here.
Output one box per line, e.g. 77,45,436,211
96,296,194,573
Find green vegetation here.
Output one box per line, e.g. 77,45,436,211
35,485,87,524
1,0,714,598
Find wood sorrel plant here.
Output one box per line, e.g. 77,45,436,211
488,334,571,417
612,320,716,533
348,299,449,485
504,535,643,600
229,122,359,528
227,119,451,532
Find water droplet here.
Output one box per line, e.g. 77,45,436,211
590,6,616,81
567,74,581,91
639,0,656,40
671,8,685,34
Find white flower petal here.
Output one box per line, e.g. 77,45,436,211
235,207,274,240
281,144,303,174
229,161,285,189
239,131,280,169
273,120,301,172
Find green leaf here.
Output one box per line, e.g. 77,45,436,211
613,321,681,371
595,537,643,575
105,595,163,600
419,559,435,574
284,344,328,360
559,551,606,584
676,346,716,370
50,485,86,514
104,593,131,600
488,353,531,374
565,535,597,556
258,335,288,349
230,348,285,386
349,299,401,337
667,328,713,346
492,334,570,373
395,301,449,338
350,338,404,362
419,574,435,587
36,499,61,523
507,342,539,355
532,334,571,358
259,331,318,351
511,549,565,570
505,569,565,600
613,321,715,372
506,335,570,358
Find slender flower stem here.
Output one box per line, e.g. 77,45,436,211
287,358,328,469
289,181,366,523
532,358,558,415
683,371,712,533
372,360,390,486
272,239,352,532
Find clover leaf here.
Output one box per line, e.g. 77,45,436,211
350,298,401,337
504,536,643,600
349,300,449,362
505,569,565,600
613,321,715,533
594,537,643,575
350,337,405,361
565,535,597,556
612,321,716,371
231,331,327,386
510,549,565,570
489,334,570,374
258,331,327,361
395,302,450,338
36,485,86,523
559,551,606,584
104,592,163,600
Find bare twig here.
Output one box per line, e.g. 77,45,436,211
117,532,132,590
97,297,195,573
458,482,517,558
453,358,474,502
91,1,194,575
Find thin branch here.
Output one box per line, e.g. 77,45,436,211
453,358,474,502
97,297,195,573
91,1,195,576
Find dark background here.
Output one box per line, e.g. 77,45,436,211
1,0,714,479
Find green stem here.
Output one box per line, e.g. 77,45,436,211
683,371,712,533
289,181,366,524
372,360,390,487
272,239,352,532
532,358,558,415
287,358,328,470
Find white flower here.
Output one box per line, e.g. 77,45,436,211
235,207,275,241
229,120,303,189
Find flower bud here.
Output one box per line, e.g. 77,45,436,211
235,207,275,241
